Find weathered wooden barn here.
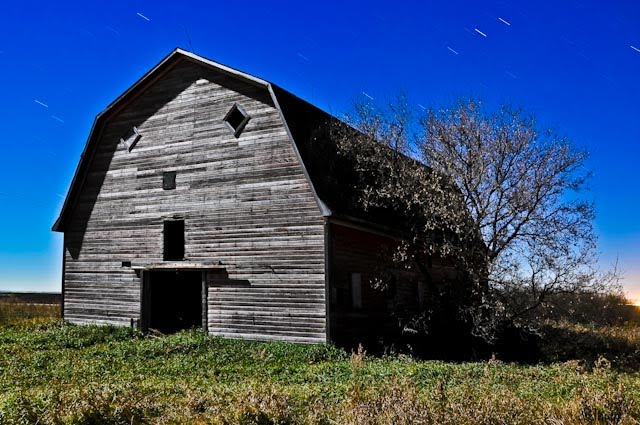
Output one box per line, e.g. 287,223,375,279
53,48,440,345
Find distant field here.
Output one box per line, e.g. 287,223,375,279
0,292,61,305
0,293,60,327
0,302,639,424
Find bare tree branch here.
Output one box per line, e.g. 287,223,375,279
331,97,621,341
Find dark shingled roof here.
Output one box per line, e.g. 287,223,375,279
272,86,357,215
272,85,410,229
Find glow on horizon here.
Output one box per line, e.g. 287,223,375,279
627,289,640,306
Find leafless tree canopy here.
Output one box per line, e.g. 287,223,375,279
332,97,620,338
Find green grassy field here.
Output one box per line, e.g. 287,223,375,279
1,301,639,424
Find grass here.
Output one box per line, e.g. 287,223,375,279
1,302,639,424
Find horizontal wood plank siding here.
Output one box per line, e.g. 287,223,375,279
63,60,326,342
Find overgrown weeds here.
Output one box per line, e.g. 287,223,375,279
541,321,640,370
1,304,640,423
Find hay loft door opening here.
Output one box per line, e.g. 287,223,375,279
143,271,204,334
164,220,185,260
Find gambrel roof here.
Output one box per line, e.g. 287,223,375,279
53,48,396,233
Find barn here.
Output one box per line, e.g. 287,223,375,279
53,48,450,346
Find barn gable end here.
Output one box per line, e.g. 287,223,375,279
58,53,328,343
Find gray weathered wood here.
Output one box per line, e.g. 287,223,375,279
61,59,327,343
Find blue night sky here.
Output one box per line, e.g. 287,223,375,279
0,1,638,299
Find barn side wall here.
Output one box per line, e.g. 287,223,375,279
62,59,327,343
328,223,423,348
328,222,471,350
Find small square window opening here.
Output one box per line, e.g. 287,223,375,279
163,171,176,190
223,104,250,137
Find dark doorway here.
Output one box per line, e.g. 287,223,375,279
163,220,184,260
144,271,203,333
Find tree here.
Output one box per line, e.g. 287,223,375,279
331,97,619,343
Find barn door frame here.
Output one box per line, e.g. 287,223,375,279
139,271,151,331
201,271,208,333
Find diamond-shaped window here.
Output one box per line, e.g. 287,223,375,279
223,104,250,138
120,126,142,152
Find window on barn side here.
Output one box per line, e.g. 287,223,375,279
163,220,185,261
417,280,425,310
350,273,363,310
223,104,250,137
